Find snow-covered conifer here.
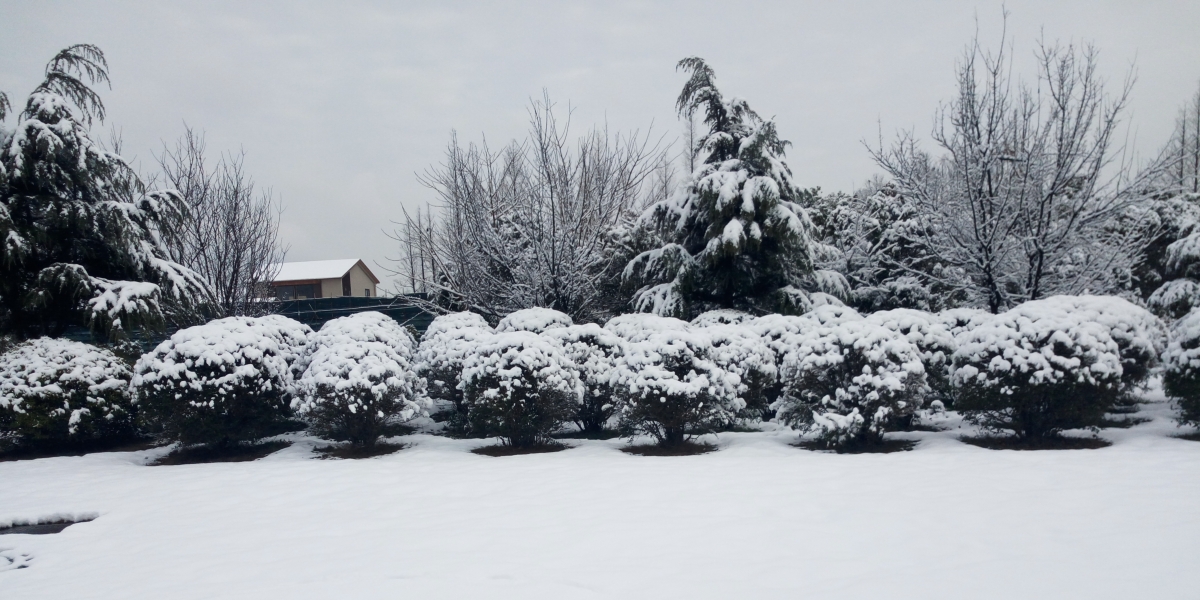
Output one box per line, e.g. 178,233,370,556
951,299,1123,439
607,314,743,446
1148,279,1200,321
0,45,214,341
460,331,583,447
0,338,135,448
774,319,926,448
413,312,493,428
1162,308,1200,426
294,312,426,447
542,323,625,434
133,315,311,447
622,58,833,318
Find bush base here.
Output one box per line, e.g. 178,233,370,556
958,435,1110,450
793,438,915,454
1099,416,1150,429
151,441,291,466
621,441,716,456
1174,432,1200,442
471,442,568,457
314,442,406,460
0,436,158,462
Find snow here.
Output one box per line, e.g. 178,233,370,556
951,300,1123,391
270,259,370,283
495,308,573,334
460,331,584,407
133,315,312,398
0,391,1197,598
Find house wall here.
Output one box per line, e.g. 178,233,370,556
349,263,377,297
320,278,342,298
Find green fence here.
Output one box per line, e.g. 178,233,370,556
272,295,437,333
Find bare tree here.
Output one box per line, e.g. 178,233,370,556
870,20,1168,312
1163,81,1200,194
157,126,287,316
390,94,661,323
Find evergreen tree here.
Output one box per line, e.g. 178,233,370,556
624,57,836,318
0,45,214,341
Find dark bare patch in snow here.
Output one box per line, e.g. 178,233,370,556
0,437,160,462
0,517,94,536
621,441,716,456
959,435,1111,450
471,443,569,457
314,442,407,460
793,439,916,454
150,441,291,466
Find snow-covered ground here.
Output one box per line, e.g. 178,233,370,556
2,392,1198,599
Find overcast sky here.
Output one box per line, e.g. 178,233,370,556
2,1,1198,292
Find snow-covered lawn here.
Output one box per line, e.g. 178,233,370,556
2,394,1198,599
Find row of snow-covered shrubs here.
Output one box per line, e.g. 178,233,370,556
3,294,1200,453
0,313,425,452
419,296,1175,449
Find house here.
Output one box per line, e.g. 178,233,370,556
270,259,380,300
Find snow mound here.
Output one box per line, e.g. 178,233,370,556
604,313,692,343
495,307,573,333
691,309,754,327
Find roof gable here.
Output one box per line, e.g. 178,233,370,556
272,259,379,283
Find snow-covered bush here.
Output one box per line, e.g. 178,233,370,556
1148,279,1200,321
414,312,493,428
951,301,1123,439
293,312,426,447
696,323,778,419
691,309,754,327
542,324,625,434
774,319,926,448
604,313,693,343
608,314,743,446
495,308,573,333
938,308,990,337
1162,309,1200,426
133,315,311,447
1026,296,1165,393
0,338,136,448
460,331,583,447
801,304,863,326
866,309,955,406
